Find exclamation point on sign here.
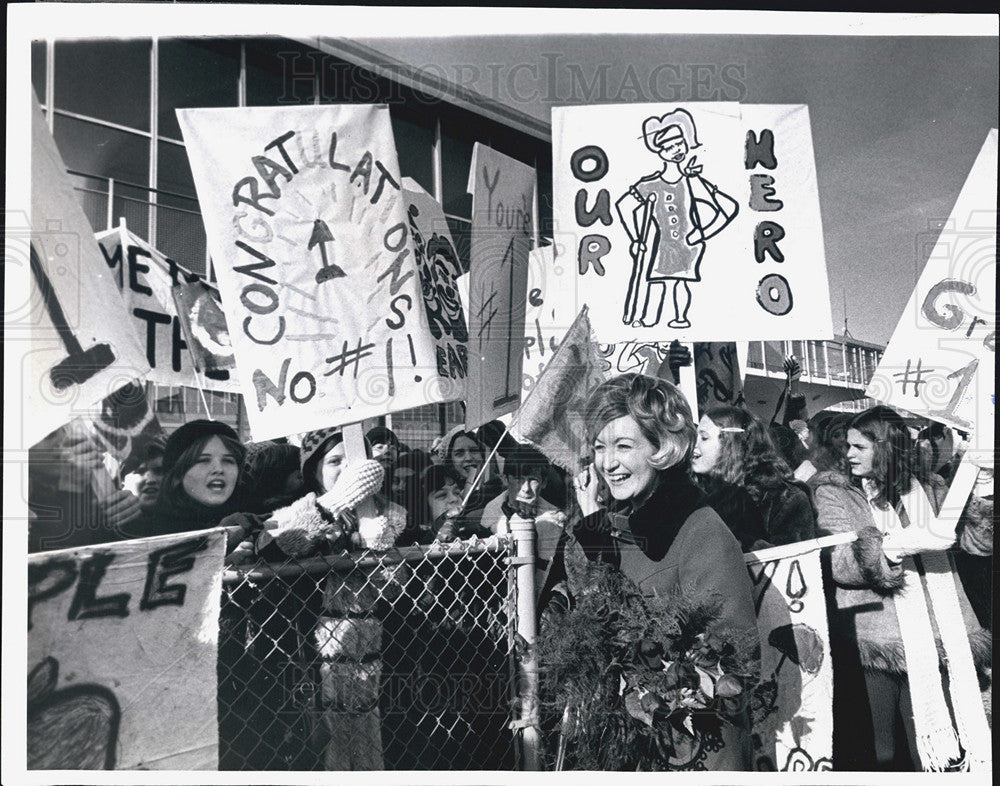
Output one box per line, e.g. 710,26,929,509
407,334,421,382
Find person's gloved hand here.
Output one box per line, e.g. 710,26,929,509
316,459,384,519
434,511,491,542
783,355,802,383
62,431,106,473
882,523,955,563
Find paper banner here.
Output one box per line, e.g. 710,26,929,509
511,306,608,472
746,541,833,772
27,529,226,770
178,104,448,440
521,244,585,394
95,223,239,393
866,130,996,460
465,143,536,430
401,177,468,398
553,103,833,343
23,93,150,448
694,341,746,415
171,280,237,380
84,379,166,478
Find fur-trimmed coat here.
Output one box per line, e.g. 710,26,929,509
809,470,990,677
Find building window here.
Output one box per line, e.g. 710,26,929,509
245,38,318,106
54,40,151,131
158,38,240,141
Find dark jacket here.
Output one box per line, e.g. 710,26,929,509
559,467,760,771
696,476,770,552
754,478,817,546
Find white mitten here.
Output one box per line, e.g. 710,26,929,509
881,524,954,564
317,460,384,520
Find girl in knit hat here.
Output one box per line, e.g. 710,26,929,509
138,419,247,537
235,426,406,561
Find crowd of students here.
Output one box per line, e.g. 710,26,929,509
26,355,992,772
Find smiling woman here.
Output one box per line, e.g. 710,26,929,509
552,373,760,771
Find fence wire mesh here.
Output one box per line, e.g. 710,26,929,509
217,538,521,771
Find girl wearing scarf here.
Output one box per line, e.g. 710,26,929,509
813,405,990,771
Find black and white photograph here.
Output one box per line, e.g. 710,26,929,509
3,5,995,783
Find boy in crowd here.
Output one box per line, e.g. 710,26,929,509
366,425,401,498
478,444,567,601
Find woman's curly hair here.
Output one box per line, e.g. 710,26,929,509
583,373,696,471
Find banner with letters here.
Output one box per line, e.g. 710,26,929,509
465,143,536,430
521,244,583,394
95,223,239,393
746,541,833,772
23,93,150,448
27,530,227,770
178,104,449,440
866,130,997,460
553,102,833,344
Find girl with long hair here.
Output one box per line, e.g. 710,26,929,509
813,405,990,771
692,405,817,547
143,420,246,536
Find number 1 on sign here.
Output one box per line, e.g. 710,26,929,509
493,236,521,409
928,358,978,430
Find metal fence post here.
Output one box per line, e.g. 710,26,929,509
509,516,541,771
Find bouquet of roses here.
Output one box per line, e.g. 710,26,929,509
538,559,758,771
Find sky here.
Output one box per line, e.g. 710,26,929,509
351,33,998,345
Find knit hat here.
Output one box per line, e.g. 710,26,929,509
299,426,344,484
162,419,240,474
365,425,399,448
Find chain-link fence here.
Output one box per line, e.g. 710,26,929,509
217,538,525,771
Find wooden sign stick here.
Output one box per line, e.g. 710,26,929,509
342,422,379,529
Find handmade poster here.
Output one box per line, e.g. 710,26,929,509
745,541,833,772
521,244,585,395
553,102,833,343
401,177,468,401
84,379,166,478
172,280,238,381
866,130,997,460
95,223,239,393
27,529,227,770
693,341,746,415
178,105,447,440
466,143,536,429
23,93,150,448
511,306,608,472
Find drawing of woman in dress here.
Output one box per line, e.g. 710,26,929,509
616,109,739,329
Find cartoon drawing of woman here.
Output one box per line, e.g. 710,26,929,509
616,109,739,329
